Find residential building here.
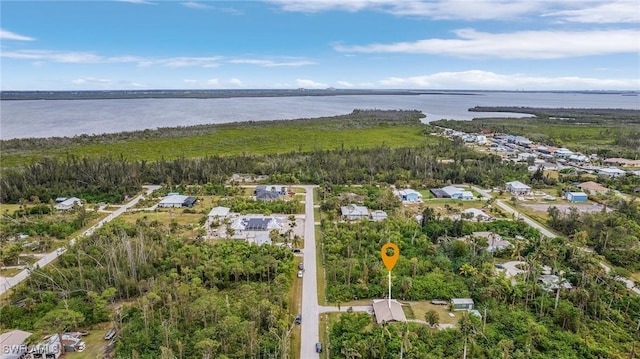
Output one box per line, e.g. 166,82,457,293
231,216,283,232
370,210,388,221
430,186,473,199
538,274,573,292
554,148,574,158
372,299,407,324
158,194,197,208
598,167,627,178
505,181,531,195
465,231,511,252
578,181,609,195
254,185,289,196
398,189,422,202
451,298,474,311
461,208,492,221
341,205,369,220
0,329,32,359
54,197,82,211
603,158,640,167
207,206,230,221
564,192,588,202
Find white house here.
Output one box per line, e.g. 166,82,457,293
54,197,82,211
564,192,588,202
398,189,422,202
370,210,388,221
461,208,492,222
158,194,196,208
341,205,369,220
598,167,627,178
207,206,230,221
505,181,531,195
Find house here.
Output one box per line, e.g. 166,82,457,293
603,158,640,167
554,148,574,158
451,298,474,311
255,191,281,201
505,181,531,195
430,186,473,199
54,197,82,211
0,329,32,359
231,216,283,232
398,189,422,202
372,299,407,324
158,194,197,208
461,208,492,222
569,154,589,163
578,181,609,195
538,274,573,292
466,231,511,252
598,167,627,178
54,197,67,203
207,206,230,221
517,153,537,162
341,205,369,220
564,192,588,202
370,210,388,221
254,185,289,196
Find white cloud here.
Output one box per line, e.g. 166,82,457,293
72,77,112,85
377,70,640,90
0,29,35,41
296,79,328,88
207,78,219,85
544,0,640,23
229,58,316,67
268,0,639,23
268,0,542,20
1,50,221,67
183,79,199,83
334,29,640,59
182,1,212,10
228,78,244,86
337,80,355,87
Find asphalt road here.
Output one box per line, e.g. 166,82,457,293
300,185,320,358
0,185,160,296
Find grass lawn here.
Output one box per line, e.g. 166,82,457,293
319,312,344,359
65,322,112,359
407,301,459,326
316,225,327,306
288,257,304,359
0,267,23,276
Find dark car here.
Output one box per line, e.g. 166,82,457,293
315,342,322,353
298,262,304,270
295,314,301,325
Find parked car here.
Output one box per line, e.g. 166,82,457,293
315,342,323,353
298,262,304,270
297,270,303,278
104,327,117,340
295,314,301,325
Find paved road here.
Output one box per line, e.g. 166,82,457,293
471,185,639,295
0,185,161,296
471,186,557,238
319,305,372,314
300,185,320,358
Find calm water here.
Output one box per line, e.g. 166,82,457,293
1,92,638,139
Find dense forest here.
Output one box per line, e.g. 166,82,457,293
321,215,640,358
1,220,296,358
0,140,529,204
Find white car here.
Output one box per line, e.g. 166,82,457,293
297,270,303,278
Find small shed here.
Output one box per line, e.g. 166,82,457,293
451,298,474,311
564,192,588,202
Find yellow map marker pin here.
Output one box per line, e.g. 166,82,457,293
381,243,399,271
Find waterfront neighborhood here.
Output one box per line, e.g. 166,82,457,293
2,110,639,357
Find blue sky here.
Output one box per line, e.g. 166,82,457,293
1,0,639,90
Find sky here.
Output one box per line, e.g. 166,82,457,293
1,0,639,91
